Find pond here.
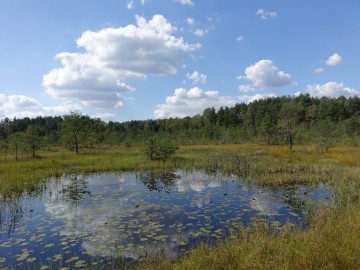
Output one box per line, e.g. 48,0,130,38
0,170,332,269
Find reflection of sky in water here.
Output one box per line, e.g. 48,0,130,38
0,170,332,268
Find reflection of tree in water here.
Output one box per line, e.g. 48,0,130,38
139,171,179,193
61,174,91,203
0,196,25,238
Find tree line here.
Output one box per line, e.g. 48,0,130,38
0,94,359,159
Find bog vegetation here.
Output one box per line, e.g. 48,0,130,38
0,94,359,269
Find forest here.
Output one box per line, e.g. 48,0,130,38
0,94,359,159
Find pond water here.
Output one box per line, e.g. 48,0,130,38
0,170,332,269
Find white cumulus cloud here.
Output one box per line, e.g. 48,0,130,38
43,14,200,109
0,94,81,119
325,53,343,66
187,71,207,84
238,93,277,104
306,82,359,98
154,87,236,119
256,9,277,20
239,60,295,88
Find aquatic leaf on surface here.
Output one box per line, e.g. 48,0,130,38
27,257,36,263
0,170,331,268
65,256,79,263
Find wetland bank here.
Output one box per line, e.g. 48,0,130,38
0,144,359,269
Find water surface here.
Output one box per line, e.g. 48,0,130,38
0,170,332,269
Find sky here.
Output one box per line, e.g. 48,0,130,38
1,1,360,122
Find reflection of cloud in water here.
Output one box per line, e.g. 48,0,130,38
0,170,333,269
43,173,198,259
175,170,223,193
40,171,322,262
249,190,283,216
194,195,211,209
81,228,194,260
237,182,284,216
190,182,206,192
44,174,133,236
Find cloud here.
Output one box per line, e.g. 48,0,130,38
93,113,117,122
126,0,134,9
236,36,244,43
186,18,194,25
238,93,277,104
193,28,210,37
0,94,81,119
154,87,236,118
126,0,146,9
239,85,256,93
239,60,295,88
314,67,325,74
306,82,359,98
256,9,277,20
176,0,194,6
43,14,200,109
325,53,343,66
186,71,207,84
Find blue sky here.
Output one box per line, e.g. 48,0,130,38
1,0,360,122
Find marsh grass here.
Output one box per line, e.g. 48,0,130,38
0,144,355,196
140,204,360,270
140,144,360,270
1,144,360,269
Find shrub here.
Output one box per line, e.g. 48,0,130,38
145,136,178,161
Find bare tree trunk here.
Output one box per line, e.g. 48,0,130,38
32,142,35,158
288,132,293,150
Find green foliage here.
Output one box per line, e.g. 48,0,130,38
259,113,278,144
0,95,360,149
61,112,104,153
316,138,334,154
145,136,179,160
345,115,360,136
24,124,40,157
61,112,85,153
